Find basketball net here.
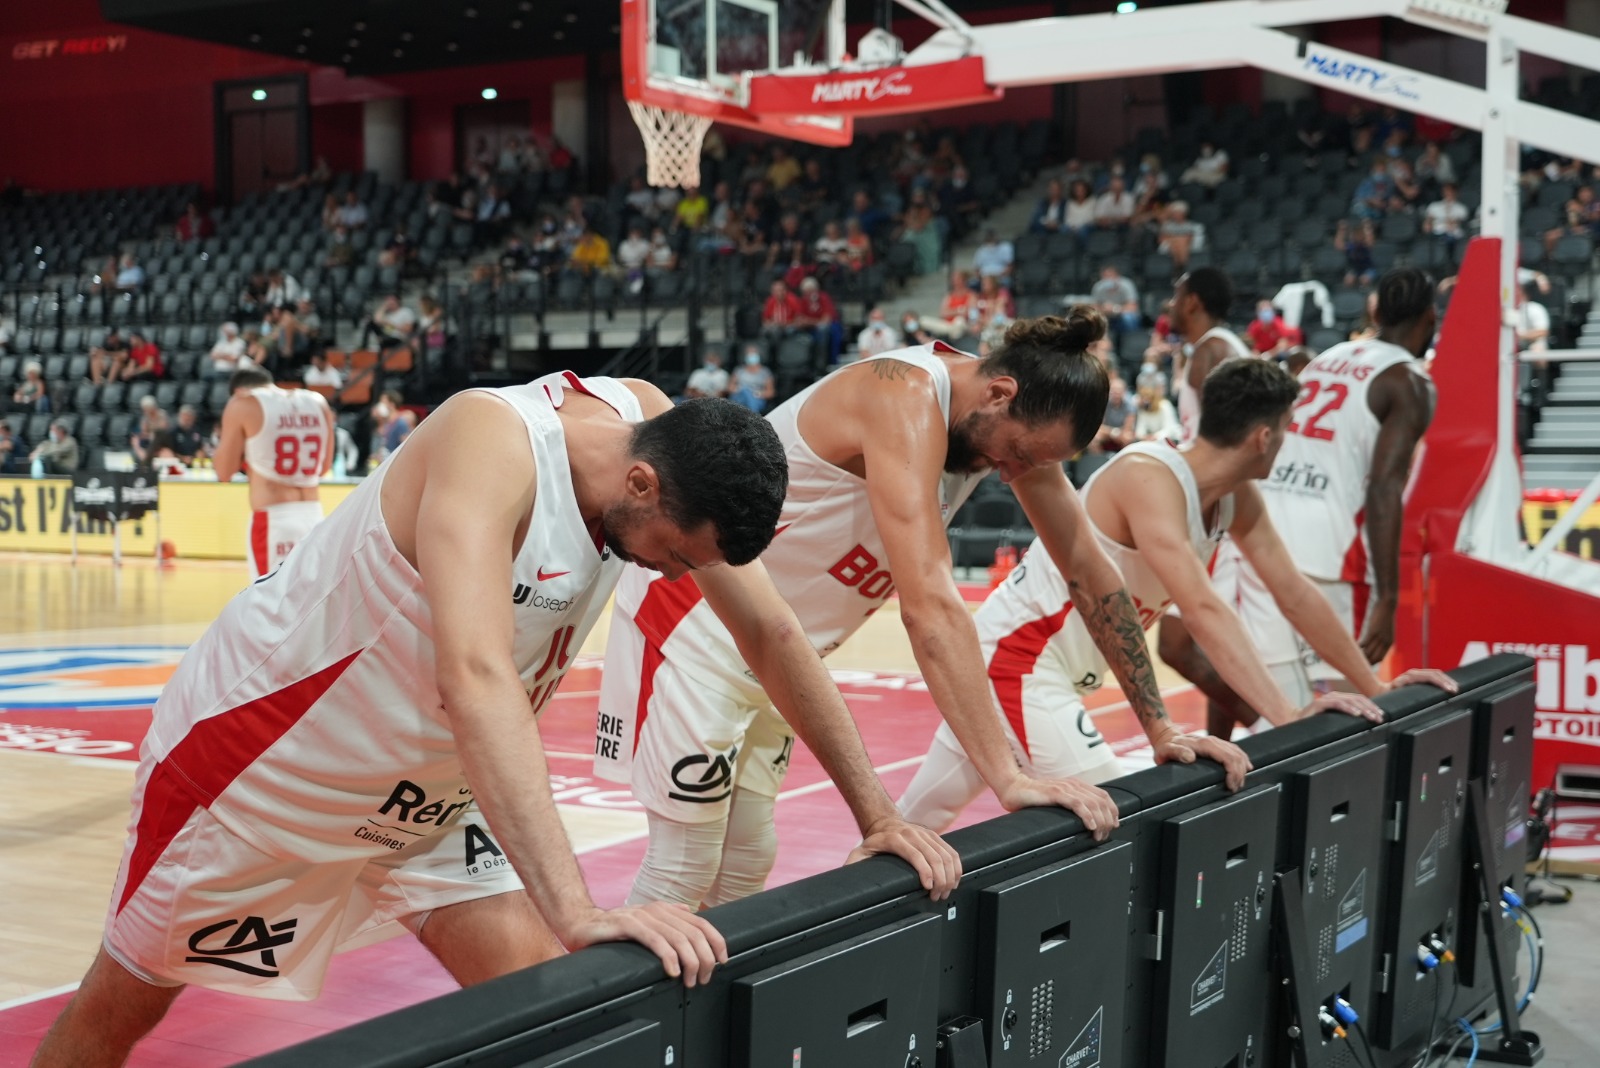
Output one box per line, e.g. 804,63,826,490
628,101,712,189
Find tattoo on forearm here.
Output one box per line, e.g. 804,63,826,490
1070,578,1170,730
869,359,913,381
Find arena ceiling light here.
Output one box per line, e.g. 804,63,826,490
251,88,267,101
481,87,498,100
1115,2,1138,12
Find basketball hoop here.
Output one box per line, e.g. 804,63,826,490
628,101,713,189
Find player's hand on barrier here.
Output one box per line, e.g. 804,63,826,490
997,775,1120,842
1301,691,1384,723
565,902,728,987
1387,668,1459,694
847,816,962,900
1150,728,1252,792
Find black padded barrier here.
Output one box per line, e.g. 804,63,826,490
246,653,1537,1068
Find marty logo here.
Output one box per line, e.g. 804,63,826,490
1059,1006,1104,1068
185,916,297,977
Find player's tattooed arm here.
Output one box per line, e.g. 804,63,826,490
1068,576,1171,732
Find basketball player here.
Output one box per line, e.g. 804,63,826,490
33,375,958,1068
212,365,334,579
1171,268,1253,445
898,359,1456,829
1224,267,1440,720
596,312,1249,911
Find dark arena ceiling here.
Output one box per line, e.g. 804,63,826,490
100,0,1084,77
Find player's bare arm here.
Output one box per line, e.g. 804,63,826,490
1186,336,1233,394
211,393,261,482
319,401,336,476
394,391,727,986
1034,458,1250,790
850,365,1119,839
1360,363,1435,663
694,562,960,899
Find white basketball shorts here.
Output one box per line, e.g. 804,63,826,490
248,499,325,579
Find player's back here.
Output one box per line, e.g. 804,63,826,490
1260,338,1420,583
243,385,331,493
1177,325,1253,443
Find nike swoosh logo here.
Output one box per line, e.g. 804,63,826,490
537,567,570,581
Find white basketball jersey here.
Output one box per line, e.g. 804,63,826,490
243,385,332,488
611,342,987,690
1176,325,1254,444
1260,339,1421,584
142,371,639,860
976,441,1234,694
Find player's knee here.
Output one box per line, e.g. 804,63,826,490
706,789,778,907
628,812,729,909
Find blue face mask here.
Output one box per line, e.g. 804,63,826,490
1386,144,1402,157
1258,308,1276,323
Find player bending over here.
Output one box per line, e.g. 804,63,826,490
898,358,1455,829
32,374,956,1068
212,365,334,579
597,311,1249,912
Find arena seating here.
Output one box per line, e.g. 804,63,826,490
241,654,1539,1068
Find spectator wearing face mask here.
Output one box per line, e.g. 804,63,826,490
857,307,901,359
900,311,933,346
794,277,842,364
684,349,729,399
727,348,776,413
1246,300,1303,356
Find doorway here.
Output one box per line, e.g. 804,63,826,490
215,76,310,203
457,99,533,175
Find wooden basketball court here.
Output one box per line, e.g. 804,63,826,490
0,551,1204,1065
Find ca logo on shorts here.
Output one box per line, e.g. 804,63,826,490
669,745,739,804
184,916,298,978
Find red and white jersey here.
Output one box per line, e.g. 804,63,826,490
1259,339,1422,584
138,372,638,861
609,342,987,696
1176,325,1254,444
976,441,1234,694
243,385,332,487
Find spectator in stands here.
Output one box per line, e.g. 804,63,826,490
168,405,205,462
320,192,342,231
1342,102,1375,157
685,349,729,400
647,227,677,274
14,361,49,413
849,189,888,239
1129,170,1169,228
497,135,527,174
1516,287,1550,356
1295,111,1327,162
0,421,21,474
1063,179,1097,244
843,218,873,271
617,224,652,293
427,173,465,220
1246,300,1302,356
1279,346,1316,378
130,396,171,462
175,200,214,242
1030,179,1070,235
1094,174,1137,229
727,348,776,413
1374,107,1412,151
1351,158,1394,220
296,299,324,353
812,220,849,281
1157,201,1203,270
760,279,802,343
261,305,306,371
324,226,355,268
971,228,1014,284
363,294,417,350
900,311,934,346
121,330,164,382
530,216,565,275
927,271,974,339
1181,140,1230,188
279,155,331,192
767,212,810,278
569,225,613,275
795,277,842,364
736,200,770,258
264,269,304,309
1414,141,1456,194
1090,376,1135,453
972,274,1016,335
475,183,512,244
0,311,11,354
368,389,414,465
898,189,943,275
113,253,145,295
938,165,981,236
1545,184,1599,255
1389,158,1423,212
1425,183,1470,259
624,176,658,226
417,296,446,364
208,322,246,378
1349,291,1379,341
29,420,79,475
797,159,832,214
674,185,709,232
303,350,343,390
857,307,900,358
1060,158,1089,188
378,225,416,270
1090,265,1141,335
89,328,128,385
707,181,736,235
1132,380,1181,443
1335,219,1379,287
334,189,369,230
766,145,801,191
242,327,270,371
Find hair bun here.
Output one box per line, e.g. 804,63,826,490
1003,306,1106,353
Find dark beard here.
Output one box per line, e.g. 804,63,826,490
599,502,638,564
944,413,989,474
